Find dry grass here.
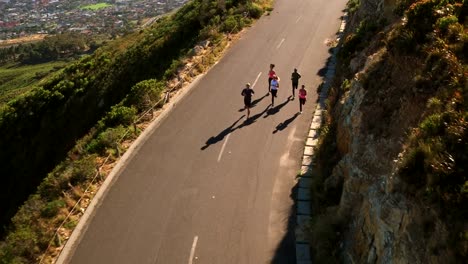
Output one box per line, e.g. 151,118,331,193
0,34,47,48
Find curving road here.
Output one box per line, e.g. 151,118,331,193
59,0,346,263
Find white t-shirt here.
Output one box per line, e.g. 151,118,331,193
270,79,279,90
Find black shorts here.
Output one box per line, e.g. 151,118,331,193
292,82,298,89
271,89,278,97
244,97,252,107
299,98,306,105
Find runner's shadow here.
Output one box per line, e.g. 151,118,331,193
200,115,245,150
264,96,291,118
237,105,271,129
273,113,300,134
251,93,268,108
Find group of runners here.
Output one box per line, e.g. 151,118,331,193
241,64,307,118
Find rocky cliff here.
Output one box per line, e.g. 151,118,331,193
320,0,467,263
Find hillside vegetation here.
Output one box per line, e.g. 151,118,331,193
0,33,100,65
310,0,467,262
0,32,107,105
0,0,270,263
0,61,69,105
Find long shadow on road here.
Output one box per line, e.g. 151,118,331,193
200,115,245,150
273,112,300,134
264,96,292,118
251,93,269,108
237,105,271,129
201,103,272,150
202,96,293,150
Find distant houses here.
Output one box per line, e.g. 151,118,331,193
0,0,189,40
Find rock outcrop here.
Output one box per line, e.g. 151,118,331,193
329,0,459,263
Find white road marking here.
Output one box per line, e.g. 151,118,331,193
276,38,285,49
188,236,199,264
295,16,302,23
252,72,262,88
217,133,231,162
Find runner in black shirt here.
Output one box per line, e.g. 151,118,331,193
291,68,301,99
241,83,255,118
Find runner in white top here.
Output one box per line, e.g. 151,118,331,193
270,76,279,106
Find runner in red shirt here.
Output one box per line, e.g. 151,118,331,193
267,64,276,95
298,85,307,113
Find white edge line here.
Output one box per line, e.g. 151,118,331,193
252,72,262,88
189,236,199,264
276,38,285,49
217,133,231,162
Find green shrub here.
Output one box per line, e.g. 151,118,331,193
86,126,127,154
199,24,219,40
237,15,246,29
222,16,238,32
70,154,97,184
63,219,78,229
222,16,237,32
419,114,444,136
100,105,137,128
125,79,165,111
248,3,263,19
37,168,69,201
406,0,438,43
40,200,65,218
164,59,183,80
446,22,464,42
437,15,458,33
1,227,37,263
242,17,253,26
341,79,351,92
387,28,418,54
427,97,443,111
347,0,360,14
339,19,379,62
400,111,468,197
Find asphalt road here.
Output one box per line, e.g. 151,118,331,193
61,0,346,263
